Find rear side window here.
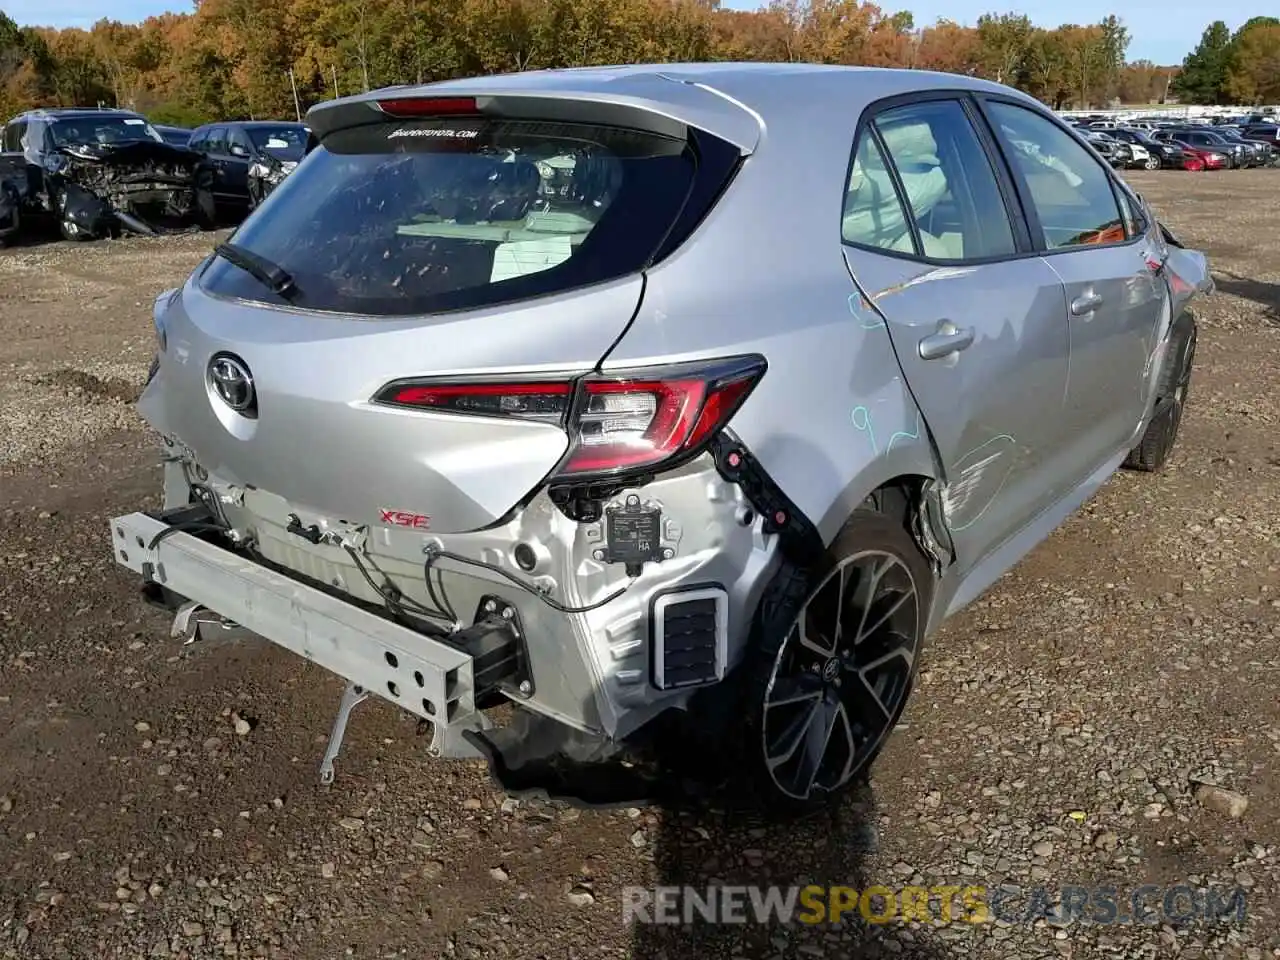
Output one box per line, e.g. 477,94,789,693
984,101,1125,251
872,100,1016,262
200,116,709,316
2,121,25,152
843,99,1016,263
841,133,912,253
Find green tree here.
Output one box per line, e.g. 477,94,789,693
1225,22,1280,104
1172,20,1232,104
1097,14,1129,100
974,12,1032,84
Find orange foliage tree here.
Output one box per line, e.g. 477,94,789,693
3,2,1267,124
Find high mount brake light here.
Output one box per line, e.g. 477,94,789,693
373,356,766,480
374,97,479,118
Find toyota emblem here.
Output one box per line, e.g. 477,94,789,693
208,354,256,415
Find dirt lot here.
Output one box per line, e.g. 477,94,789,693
1,170,1278,960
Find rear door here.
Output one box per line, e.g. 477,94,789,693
840,94,1072,570
979,97,1165,474
204,126,234,203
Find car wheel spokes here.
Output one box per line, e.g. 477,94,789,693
762,550,919,800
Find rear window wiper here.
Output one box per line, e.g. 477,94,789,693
213,241,300,301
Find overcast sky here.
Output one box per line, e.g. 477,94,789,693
2,0,1247,66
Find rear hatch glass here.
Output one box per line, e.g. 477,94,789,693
199,116,699,316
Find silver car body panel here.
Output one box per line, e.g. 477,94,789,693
123,63,1211,747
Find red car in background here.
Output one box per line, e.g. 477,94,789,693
1173,142,1226,170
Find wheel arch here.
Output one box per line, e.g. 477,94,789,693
817,454,955,583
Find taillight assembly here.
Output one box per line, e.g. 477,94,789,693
373,355,766,481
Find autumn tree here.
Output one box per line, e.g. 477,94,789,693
974,12,1032,84
912,18,979,74
0,2,1229,125
1225,19,1280,103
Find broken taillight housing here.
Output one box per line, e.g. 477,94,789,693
373,356,766,480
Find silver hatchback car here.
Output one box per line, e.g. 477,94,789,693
110,63,1212,812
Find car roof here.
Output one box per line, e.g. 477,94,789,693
16,108,146,122
192,120,308,131
307,62,1039,153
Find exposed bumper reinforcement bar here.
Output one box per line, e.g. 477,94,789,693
108,511,491,770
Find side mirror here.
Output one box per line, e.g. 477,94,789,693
229,144,250,159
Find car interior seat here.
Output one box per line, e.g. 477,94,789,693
843,120,958,259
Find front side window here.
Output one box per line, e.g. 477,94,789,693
984,101,1125,251
228,129,253,155
843,98,1017,262
247,125,307,161
200,116,700,316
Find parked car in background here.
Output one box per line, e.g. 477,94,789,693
155,125,193,147
1179,125,1269,167
186,120,309,218
1219,126,1276,166
1155,129,1247,168
0,107,203,241
112,65,1212,810
1171,142,1228,171
1081,129,1131,168
1179,152,1206,172
1109,128,1183,169
1240,124,1280,152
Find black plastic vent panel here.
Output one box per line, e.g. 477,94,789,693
650,586,728,690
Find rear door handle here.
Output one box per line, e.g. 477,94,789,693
1071,292,1104,315
918,320,975,361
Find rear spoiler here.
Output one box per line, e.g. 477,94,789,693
306,75,763,155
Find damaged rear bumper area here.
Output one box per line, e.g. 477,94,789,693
109,503,675,806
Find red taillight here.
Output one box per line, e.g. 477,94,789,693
374,96,479,118
563,378,707,474
373,356,766,480
377,380,572,426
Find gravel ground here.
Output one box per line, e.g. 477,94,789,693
1,171,1278,960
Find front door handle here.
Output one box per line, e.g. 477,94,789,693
1071,291,1104,315
918,320,975,361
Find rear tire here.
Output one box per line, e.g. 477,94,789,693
734,506,933,816
1144,155,1161,170
1124,315,1196,473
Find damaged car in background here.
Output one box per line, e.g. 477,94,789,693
0,107,206,241
110,65,1214,813
185,120,310,219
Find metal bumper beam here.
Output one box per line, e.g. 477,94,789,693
108,512,482,747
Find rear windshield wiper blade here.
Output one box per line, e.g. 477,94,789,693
213,242,300,300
